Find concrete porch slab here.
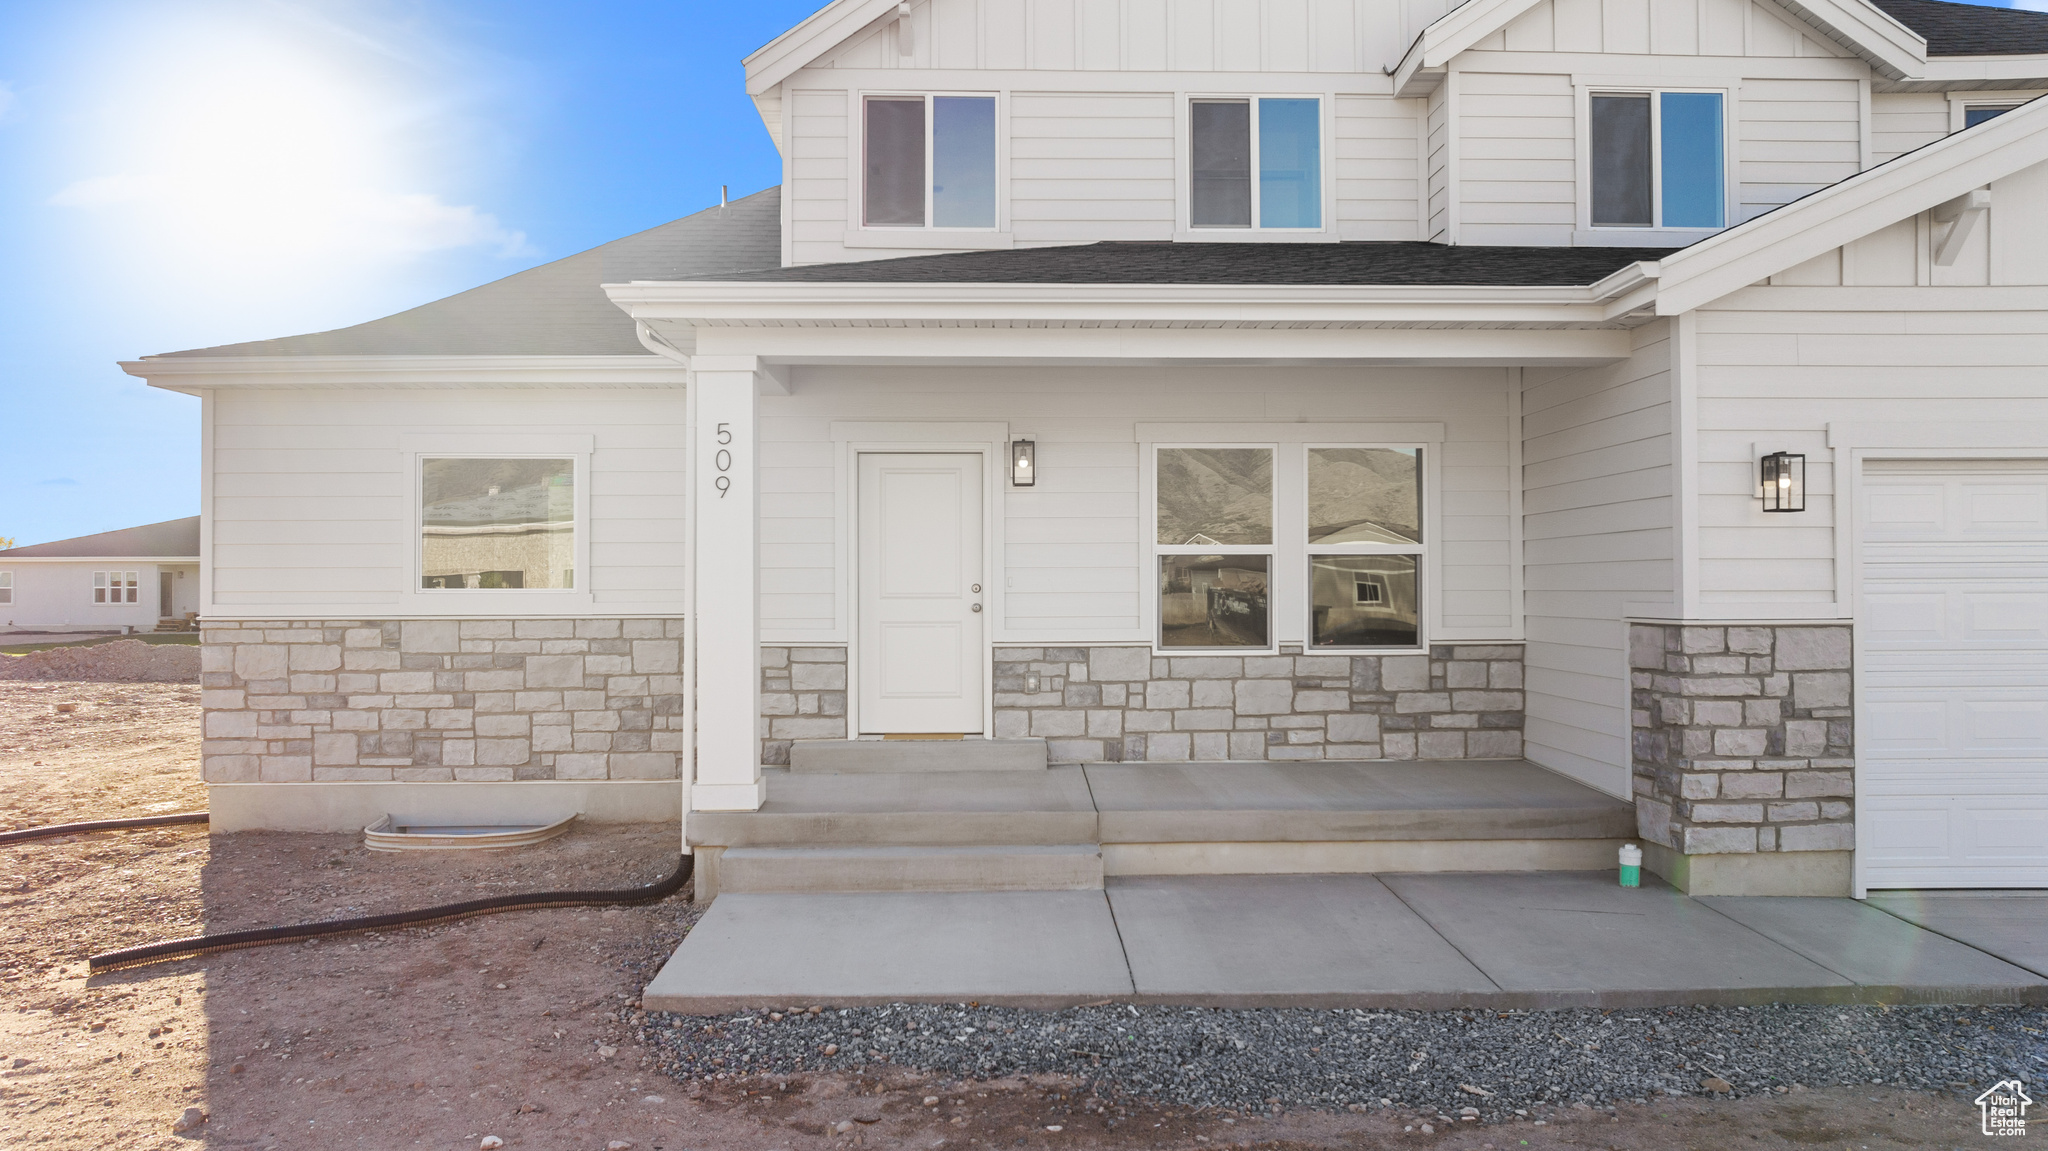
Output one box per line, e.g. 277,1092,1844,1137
1700,895,2047,1001
641,890,1134,1013
687,766,1098,848
1865,893,2048,978
1108,874,1499,1007
790,739,1048,773
1085,760,1635,843
1380,872,1858,1006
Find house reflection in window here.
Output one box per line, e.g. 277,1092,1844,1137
421,458,575,590
1160,554,1269,648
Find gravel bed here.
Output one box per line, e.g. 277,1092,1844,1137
640,1002,2048,1117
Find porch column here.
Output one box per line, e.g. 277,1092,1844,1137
688,356,766,811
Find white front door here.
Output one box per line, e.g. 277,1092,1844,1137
1860,459,2048,888
857,452,985,734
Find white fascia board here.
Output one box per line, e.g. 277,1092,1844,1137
1654,93,2048,314
685,322,1635,366
1772,0,1925,80
1894,56,2048,89
0,556,200,564
606,278,1656,328
119,354,688,395
745,0,901,97
1390,0,1549,97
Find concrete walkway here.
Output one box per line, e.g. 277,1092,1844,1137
644,871,2048,1013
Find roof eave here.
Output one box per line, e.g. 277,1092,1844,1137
120,354,686,393
745,0,902,97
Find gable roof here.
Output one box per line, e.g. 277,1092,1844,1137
1870,0,2048,55
702,240,1676,286
145,188,782,360
0,517,201,560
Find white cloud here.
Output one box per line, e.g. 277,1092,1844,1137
344,190,531,258
48,172,161,207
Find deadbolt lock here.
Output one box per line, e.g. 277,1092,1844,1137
971,583,982,593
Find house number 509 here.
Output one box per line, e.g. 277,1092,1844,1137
713,423,733,497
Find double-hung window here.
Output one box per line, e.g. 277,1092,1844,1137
863,93,998,229
1189,97,1322,229
1152,444,1425,651
93,571,137,604
419,458,576,591
1590,91,1725,229
0,571,11,605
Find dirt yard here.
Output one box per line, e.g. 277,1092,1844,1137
0,680,2014,1149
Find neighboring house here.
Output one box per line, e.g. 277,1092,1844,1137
0,517,202,633
121,0,2048,898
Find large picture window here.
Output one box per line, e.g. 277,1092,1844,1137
1590,90,1724,229
1190,97,1321,229
420,458,575,591
93,571,138,604
864,93,998,229
1152,444,1424,651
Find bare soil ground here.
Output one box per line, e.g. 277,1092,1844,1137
0,681,2008,1149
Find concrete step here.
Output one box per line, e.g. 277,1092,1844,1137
715,845,1104,895
790,738,1047,774
689,767,1100,850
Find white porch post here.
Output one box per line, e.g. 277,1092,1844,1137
688,355,765,811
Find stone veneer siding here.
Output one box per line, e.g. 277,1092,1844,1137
994,644,1523,763
200,619,685,783
760,646,850,765
1629,623,1854,855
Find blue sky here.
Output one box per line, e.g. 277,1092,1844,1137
0,0,2038,547
0,0,821,547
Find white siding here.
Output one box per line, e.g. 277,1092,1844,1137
1010,92,1176,243
1335,95,1425,241
0,563,175,632
756,365,1516,643
1871,91,1948,164
1739,77,1863,222
1458,71,1575,246
208,390,687,615
1521,322,1675,796
1426,83,1450,241
788,89,852,268
1466,0,1842,57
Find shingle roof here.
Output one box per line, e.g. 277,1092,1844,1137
150,188,783,358
701,240,1677,287
1871,0,2048,56
0,517,201,559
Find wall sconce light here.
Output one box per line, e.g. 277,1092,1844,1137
1761,451,1805,513
1010,439,1036,487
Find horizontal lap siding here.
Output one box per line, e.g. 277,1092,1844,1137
1871,92,1947,164
1458,72,1574,246
757,366,1513,644
1335,96,1423,240
788,89,850,266
1521,322,1674,797
1010,92,1175,242
210,390,687,612
1427,85,1449,241
1739,78,1861,222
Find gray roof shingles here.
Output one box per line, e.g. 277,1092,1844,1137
1873,0,2048,56
0,517,202,559
150,188,784,358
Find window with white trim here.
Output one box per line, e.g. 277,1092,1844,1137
1189,97,1322,229
420,458,576,590
1590,90,1724,229
0,571,11,605
1151,445,1424,651
863,93,998,229
94,571,138,604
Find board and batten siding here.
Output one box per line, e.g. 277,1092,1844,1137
1690,160,2048,607
1521,322,1675,797
755,365,1516,645
207,389,688,615
1468,0,1848,59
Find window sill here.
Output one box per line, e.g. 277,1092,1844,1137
1172,230,1340,244
1573,227,1722,247
844,229,1014,250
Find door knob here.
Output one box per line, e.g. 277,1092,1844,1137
971,604,982,612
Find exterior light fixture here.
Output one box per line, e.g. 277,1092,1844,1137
1010,439,1036,487
1761,451,1805,513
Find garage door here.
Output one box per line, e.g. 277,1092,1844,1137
1860,459,2048,889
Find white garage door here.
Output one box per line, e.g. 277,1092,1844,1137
1860,459,2048,889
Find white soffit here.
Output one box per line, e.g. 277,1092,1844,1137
118,354,688,395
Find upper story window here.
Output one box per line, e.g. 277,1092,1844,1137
863,94,997,229
420,458,575,591
1190,97,1321,229
1591,91,1724,229
1966,104,2018,127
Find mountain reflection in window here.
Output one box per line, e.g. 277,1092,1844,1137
422,458,575,590
1157,448,1273,546
1307,447,1420,543
1159,554,1269,648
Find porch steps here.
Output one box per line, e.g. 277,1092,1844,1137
789,738,1048,774
714,844,1104,894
